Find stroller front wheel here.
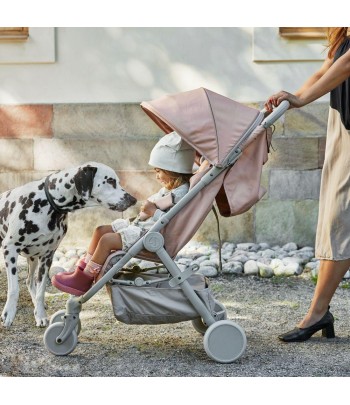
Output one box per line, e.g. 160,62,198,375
44,322,78,356
49,309,82,335
203,320,246,363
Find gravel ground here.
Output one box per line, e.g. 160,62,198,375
1,266,350,378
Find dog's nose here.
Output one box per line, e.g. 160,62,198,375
125,193,137,206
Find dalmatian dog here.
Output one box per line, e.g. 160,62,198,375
0,162,136,328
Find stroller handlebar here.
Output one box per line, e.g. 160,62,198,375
261,100,290,128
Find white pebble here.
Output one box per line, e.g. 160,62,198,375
284,262,303,276
65,249,78,259
258,263,274,278
53,251,64,261
282,257,304,265
200,260,218,269
222,261,243,275
65,258,78,270
77,249,86,257
282,242,298,252
244,260,259,275
236,243,259,252
230,254,249,264
304,262,317,272
261,249,276,258
194,256,210,265
197,266,218,277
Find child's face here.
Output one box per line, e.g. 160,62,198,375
154,168,173,189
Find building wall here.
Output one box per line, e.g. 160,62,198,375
0,101,327,248
0,27,329,247
0,27,327,104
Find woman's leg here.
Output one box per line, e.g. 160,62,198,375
298,258,350,328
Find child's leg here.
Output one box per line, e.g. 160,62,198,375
77,220,129,268
52,223,141,296
84,233,123,276
52,232,124,296
87,225,114,256
73,225,113,270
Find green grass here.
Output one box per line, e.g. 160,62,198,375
340,282,350,289
210,284,225,293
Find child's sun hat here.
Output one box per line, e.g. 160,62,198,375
149,131,195,174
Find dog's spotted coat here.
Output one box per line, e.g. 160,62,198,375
0,162,136,327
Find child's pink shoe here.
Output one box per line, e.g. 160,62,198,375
51,259,87,280
52,266,94,296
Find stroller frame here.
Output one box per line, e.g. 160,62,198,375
43,99,289,363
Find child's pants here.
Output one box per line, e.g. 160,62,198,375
111,218,143,250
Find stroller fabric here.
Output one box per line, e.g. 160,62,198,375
141,88,272,255
107,271,215,324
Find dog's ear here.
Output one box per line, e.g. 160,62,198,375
74,166,98,201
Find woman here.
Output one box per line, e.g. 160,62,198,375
265,27,350,342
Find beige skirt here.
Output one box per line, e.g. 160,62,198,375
315,107,350,260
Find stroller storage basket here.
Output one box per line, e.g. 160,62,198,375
106,271,216,325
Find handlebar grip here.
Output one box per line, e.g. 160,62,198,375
261,100,290,128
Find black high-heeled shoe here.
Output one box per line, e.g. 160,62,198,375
278,307,335,342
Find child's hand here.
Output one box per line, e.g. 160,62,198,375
140,200,157,216
195,159,210,173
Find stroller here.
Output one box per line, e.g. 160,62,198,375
43,88,289,363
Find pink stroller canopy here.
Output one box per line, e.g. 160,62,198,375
140,87,272,257
141,87,261,165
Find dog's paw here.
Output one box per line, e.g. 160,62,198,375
35,317,49,327
1,307,16,327
34,308,49,327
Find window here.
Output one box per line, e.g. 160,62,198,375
279,28,327,40
0,27,29,41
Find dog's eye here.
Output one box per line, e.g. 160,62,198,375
106,178,117,189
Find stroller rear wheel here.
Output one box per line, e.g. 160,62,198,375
49,309,82,335
203,320,246,363
44,322,78,356
191,300,227,335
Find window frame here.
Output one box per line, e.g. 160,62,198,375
279,28,327,40
0,27,29,41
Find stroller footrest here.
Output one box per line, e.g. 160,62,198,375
169,264,199,287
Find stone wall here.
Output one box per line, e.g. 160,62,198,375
0,102,328,247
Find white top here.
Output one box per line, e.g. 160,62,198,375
133,183,189,230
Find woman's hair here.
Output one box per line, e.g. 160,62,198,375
160,169,192,190
327,27,348,58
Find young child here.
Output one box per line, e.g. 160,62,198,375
52,131,195,296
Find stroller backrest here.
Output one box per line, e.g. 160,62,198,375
136,163,227,261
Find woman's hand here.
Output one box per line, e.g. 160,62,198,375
264,91,305,112
140,200,157,217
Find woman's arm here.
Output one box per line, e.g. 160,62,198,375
265,49,350,111
294,56,333,97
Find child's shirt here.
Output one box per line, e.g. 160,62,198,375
133,183,189,230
